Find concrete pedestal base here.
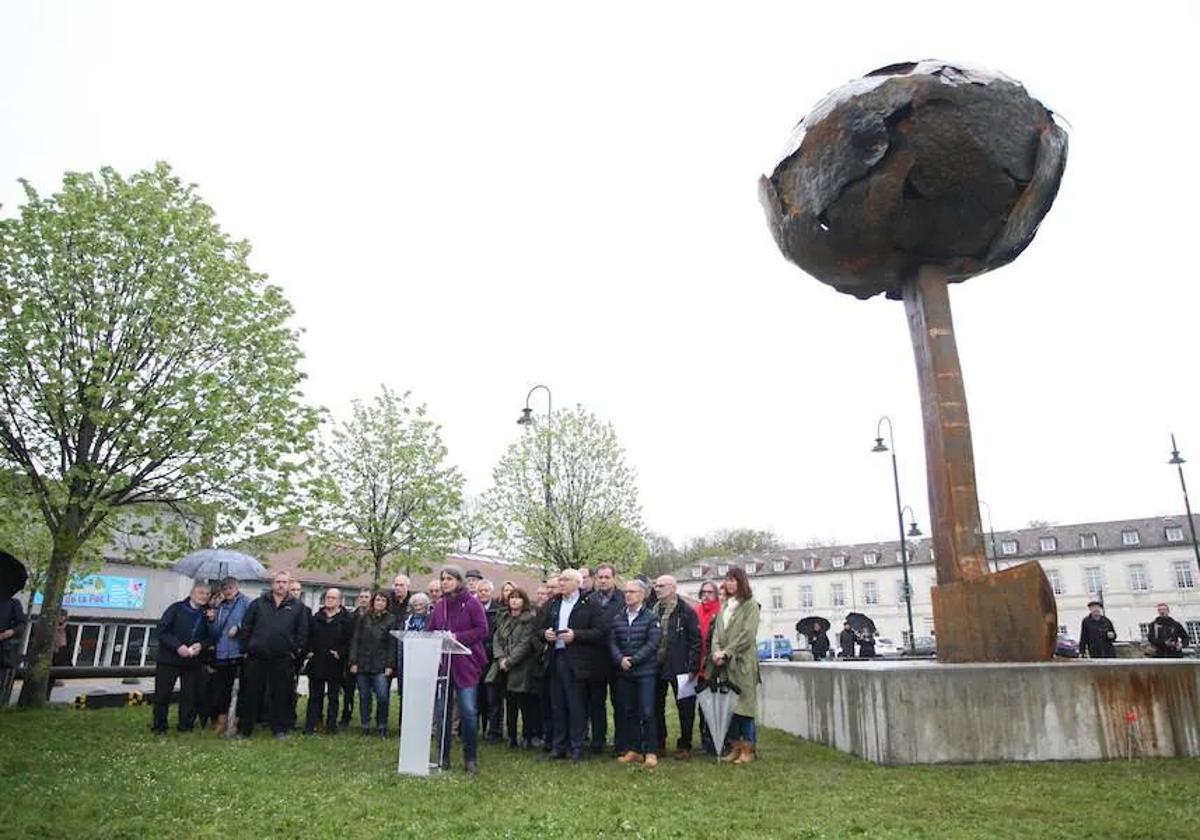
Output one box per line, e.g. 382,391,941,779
759,659,1200,764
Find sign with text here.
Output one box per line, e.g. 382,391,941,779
34,574,147,610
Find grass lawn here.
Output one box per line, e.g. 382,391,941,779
1,702,1197,839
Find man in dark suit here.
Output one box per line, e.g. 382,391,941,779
536,568,603,762
583,563,623,754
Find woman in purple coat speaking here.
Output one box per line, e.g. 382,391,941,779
428,564,489,774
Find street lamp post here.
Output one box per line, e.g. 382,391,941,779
978,499,1000,574
1168,433,1200,576
517,385,553,573
872,416,918,655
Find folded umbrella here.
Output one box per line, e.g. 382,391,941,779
0,551,29,601
796,616,831,636
171,548,267,582
845,612,877,635
696,671,741,763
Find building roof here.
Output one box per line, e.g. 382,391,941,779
675,514,1194,581
247,528,544,594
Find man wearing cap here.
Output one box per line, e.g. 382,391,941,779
1079,601,1117,659
465,568,483,598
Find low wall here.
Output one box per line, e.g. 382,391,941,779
759,659,1200,764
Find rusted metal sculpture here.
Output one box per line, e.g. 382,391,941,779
760,60,1065,662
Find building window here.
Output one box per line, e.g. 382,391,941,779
716,564,727,576
1166,526,1185,543
1121,529,1140,546
1137,623,1151,641
1057,625,1069,637
1174,560,1195,590
1187,621,1200,646
772,559,785,573
1128,564,1148,592
863,581,879,605
1046,569,1064,595
1079,533,1098,550
895,550,905,564
863,552,879,566
1001,540,1018,555
832,555,846,568
801,557,818,571
770,587,783,609
1083,566,1103,595
799,585,813,609
895,579,908,604
901,629,913,647
1039,536,1057,553
745,562,756,575
690,567,702,579
831,583,846,607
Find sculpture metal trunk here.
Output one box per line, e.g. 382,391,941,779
903,266,1057,662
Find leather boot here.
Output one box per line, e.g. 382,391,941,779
721,740,745,762
733,742,757,764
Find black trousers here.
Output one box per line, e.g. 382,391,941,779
654,675,696,751
238,655,295,736
305,673,342,732
583,678,608,750
505,689,536,743
548,651,586,757
209,659,241,719
538,675,552,746
341,665,356,722
485,680,505,736
152,662,200,732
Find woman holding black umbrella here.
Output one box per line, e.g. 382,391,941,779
796,617,831,661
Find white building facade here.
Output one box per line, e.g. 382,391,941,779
675,514,1200,649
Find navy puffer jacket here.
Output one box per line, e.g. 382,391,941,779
608,606,662,678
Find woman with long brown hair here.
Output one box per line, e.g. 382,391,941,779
706,566,761,764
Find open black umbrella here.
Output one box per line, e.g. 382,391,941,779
845,612,876,635
0,551,28,600
796,616,831,636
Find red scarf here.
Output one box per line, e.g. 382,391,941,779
696,598,721,668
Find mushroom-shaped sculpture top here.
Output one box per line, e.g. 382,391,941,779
759,60,1067,300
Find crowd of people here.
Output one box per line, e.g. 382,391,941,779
148,562,765,774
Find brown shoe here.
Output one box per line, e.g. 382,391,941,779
672,749,692,761
616,751,644,764
720,740,745,762
643,753,658,768
733,743,757,764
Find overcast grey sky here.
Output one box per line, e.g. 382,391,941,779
2,2,1198,546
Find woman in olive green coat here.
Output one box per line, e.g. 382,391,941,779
706,566,761,764
486,587,539,747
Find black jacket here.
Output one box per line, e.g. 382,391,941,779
838,628,856,656
811,631,831,659
608,606,662,678
349,611,398,675
155,599,211,667
1148,615,1188,657
307,608,354,679
481,598,501,663
654,597,701,678
0,597,27,669
584,588,623,679
536,593,606,680
1079,615,1117,658
238,593,309,660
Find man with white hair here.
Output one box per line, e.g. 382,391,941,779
537,567,604,762
151,581,211,734
389,574,411,619
652,574,701,759
476,578,503,741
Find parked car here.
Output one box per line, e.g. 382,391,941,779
757,637,794,660
874,637,900,657
1054,636,1079,658
904,636,937,657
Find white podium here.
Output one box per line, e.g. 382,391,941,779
391,630,470,776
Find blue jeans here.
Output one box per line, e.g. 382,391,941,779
730,713,757,745
356,672,389,730
615,674,657,754
436,682,479,764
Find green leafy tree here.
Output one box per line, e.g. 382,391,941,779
484,405,644,573
0,164,320,707
642,530,683,577
456,495,490,554
684,528,781,562
305,387,463,586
